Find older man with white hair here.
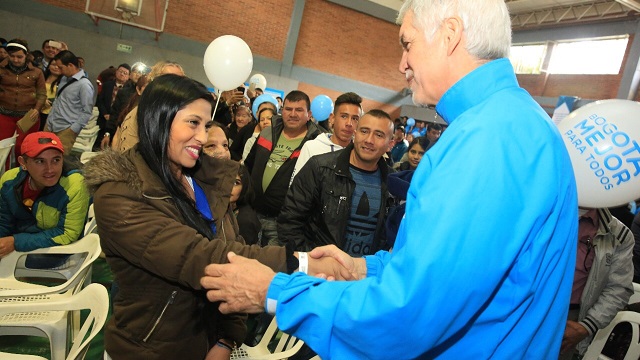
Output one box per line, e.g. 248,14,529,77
200,0,578,358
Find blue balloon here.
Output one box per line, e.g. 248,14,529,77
406,117,415,127
310,95,334,121
411,130,420,138
252,94,279,117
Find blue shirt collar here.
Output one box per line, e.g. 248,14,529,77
435,58,519,125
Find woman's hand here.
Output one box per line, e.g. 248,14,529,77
28,109,39,121
204,343,231,360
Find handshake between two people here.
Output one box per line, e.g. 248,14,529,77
200,245,367,314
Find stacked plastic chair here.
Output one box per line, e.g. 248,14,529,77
71,107,100,154
230,316,305,360
0,134,18,177
0,283,109,360
0,234,102,360
582,310,640,360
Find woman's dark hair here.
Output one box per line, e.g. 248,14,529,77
235,164,255,208
408,136,430,152
117,75,149,127
256,107,275,130
43,60,62,89
137,74,215,238
207,121,230,141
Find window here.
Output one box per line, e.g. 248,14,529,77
509,44,546,74
547,36,629,75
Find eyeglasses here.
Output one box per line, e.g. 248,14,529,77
117,70,130,75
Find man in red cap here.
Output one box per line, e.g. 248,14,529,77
0,131,90,259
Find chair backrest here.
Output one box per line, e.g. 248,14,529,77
230,316,304,360
0,283,109,360
582,310,640,360
0,135,17,177
84,217,98,236
80,152,99,165
629,282,640,305
0,135,17,148
0,234,101,297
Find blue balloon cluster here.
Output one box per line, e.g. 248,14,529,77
311,95,334,121
252,94,279,117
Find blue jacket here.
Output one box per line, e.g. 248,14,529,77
0,166,90,251
390,140,408,163
265,59,578,359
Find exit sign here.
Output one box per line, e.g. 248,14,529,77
117,43,133,53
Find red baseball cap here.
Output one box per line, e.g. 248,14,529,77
21,132,65,157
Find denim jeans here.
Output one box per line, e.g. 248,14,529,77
257,214,281,246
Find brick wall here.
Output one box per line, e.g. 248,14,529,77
36,0,639,104
39,0,293,61
294,0,405,91
298,82,401,120
38,0,82,11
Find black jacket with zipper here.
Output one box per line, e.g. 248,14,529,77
277,143,393,253
245,116,323,217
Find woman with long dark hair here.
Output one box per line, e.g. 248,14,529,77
39,61,63,131
395,136,430,171
84,74,298,360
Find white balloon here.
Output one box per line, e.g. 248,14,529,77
203,35,253,91
557,99,640,208
249,74,267,90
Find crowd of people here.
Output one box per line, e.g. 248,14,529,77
1,0,639,358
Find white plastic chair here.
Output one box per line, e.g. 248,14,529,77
83,204,98,237
0,234,102,360
79,152,99,165
230,316,305,360
0,283,109,360
0,134,18,177
7,233,100,289
71,108,100,154
582,310,640,360
628,282,640,305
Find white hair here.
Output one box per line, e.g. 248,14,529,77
397,0,512,60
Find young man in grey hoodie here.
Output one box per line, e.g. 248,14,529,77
289,92,363,185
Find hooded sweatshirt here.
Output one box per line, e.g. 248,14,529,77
290,133,344,186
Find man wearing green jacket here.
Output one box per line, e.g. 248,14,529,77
0,131,90,259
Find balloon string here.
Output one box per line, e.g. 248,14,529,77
212,89,222,121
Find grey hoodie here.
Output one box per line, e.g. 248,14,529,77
290,132,345,186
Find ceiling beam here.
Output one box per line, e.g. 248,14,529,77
511,1,637,29
616,0,640,12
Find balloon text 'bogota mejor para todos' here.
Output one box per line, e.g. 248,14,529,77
558,99,640,208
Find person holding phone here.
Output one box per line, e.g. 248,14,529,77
40,39,63,72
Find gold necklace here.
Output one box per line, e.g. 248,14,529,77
27,176,37,191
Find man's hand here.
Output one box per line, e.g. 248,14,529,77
220,90,244,106
201,252,276,314
309,245,367,280
0,236,16,258
560,320,589,354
